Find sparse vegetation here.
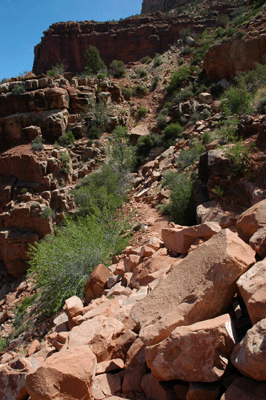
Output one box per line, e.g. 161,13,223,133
47,63,67,76
84,45,107,75
109,60,126,78
31,136,43,151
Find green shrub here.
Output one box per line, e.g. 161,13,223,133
31,136,43,151
132,85,148,97
157,114,168,130
212,186,224,198
200,108,211,120
163,123,183,142
223,140,251,178
151,75,159,91
122,87,132,100
0,338,8,352
47,63,66,77
11,85,26,94
166,65,190,95
40,207,56,220
172,85,194,104
153,53,163,67
236,29,245,39
58,131,75,148
215,27,225,38
217,14,229,28
137,107,147,119
221,85,252,115
177,142,205,171
109,60,126,78
134,67,147,78
135,133,163,159
88,126,102,139
84,45,107,75
141,56,152,64
162,172,196,226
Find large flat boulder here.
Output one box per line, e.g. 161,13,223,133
220,377,266,400
145,314,236,383
236,259,266,324
130,229,255,345
26,345,96,400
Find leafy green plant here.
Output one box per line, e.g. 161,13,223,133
157,113,168,130
223,141,252,178
137,107,147,119
134,67,147,79
109,60,125,78
40,207,56,220
163,122,183,143
84,45,107,75
135,133,163,159
31,136,43,151
11,85,26,94
58,131,75,148
221,85,252,115
47,63,66,77
153,53,163,67
177,142,205,171
166,65,190,95
59,151,70,174
122,87,132,100
212,186,224,198
151,75,159,91
141,56,152,64
132,85,148,97
162,172,196,226
0,338,8,352
235,29,245,39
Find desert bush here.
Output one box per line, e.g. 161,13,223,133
221,85,251,115
84,45,106,75
200,108,211,120
223,140,252,178
150,75,159,91
134,67,147,78
137,107,147,119
58,130,75,148
31,136,43,151
135,133,163,159
109,60,126,78
217,14,229,28
235,29,245,39
40,207,56,220
157,113,168,130
153,53,163,67
141,56,152,64
177,141,205,171
11,85,26,94
0,338,7,352
122,87,132,100
132,85,148,97
163,122,183,142
166,65,190,95
47,63,66,77
109,126,136,172
162,172,196,226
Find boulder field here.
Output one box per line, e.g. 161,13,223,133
1,198,266,400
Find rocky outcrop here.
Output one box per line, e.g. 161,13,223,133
33,15,209,75
204,34,266,81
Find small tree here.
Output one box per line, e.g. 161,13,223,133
84,45,106,75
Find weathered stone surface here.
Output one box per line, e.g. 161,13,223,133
64,295,83,318
92,373,121,400
64,315,124,362
146,314,236,382
0,358,31,400
231,318,266,381
204,35,266,81
129,124,150,145
96,359,124,375
220,377,266,400
141,374,177,400
162,222,221,254
236,199,266,243
26,345,96,400
131,229,255,345
84,264,114,302
236,259,266,324
249,227,266,258
130,256,174,287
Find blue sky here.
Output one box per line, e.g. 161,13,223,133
0,0,142,81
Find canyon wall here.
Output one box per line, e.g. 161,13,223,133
33,14,209,75
141,0,189,14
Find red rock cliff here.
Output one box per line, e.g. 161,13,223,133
33,14,210,75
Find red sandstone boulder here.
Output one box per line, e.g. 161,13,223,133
231,318,266,381
236,199,266,243
249,227,266,258
162,221,221,254
63,315,124,362
236,259,266,324
64,295,83,318
131,229,255,345
0,357,32,400
26,345,96,400
84,264,114,302
130,255,174,287
92,373,121,399
146,314,236,382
